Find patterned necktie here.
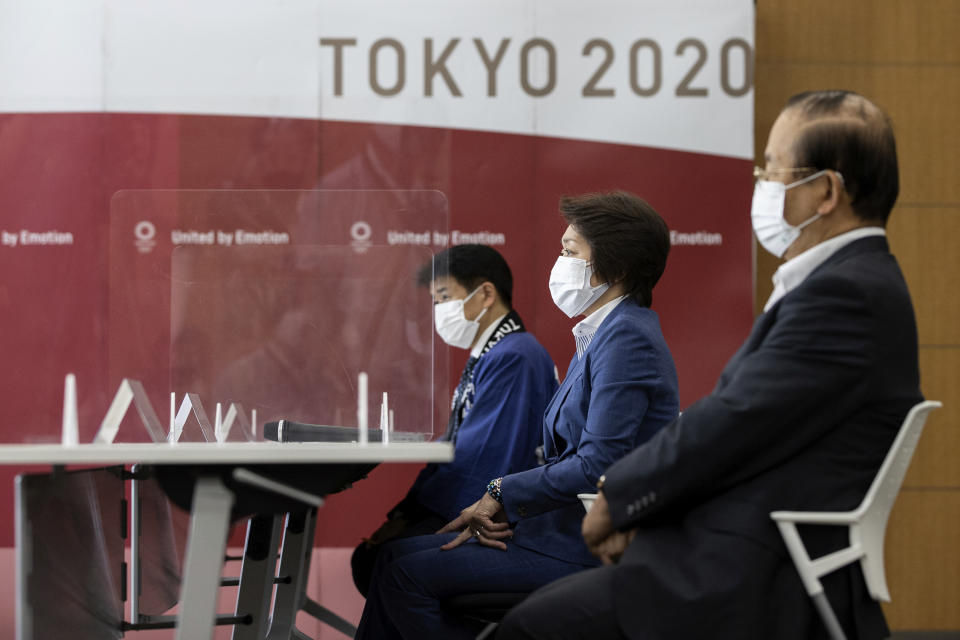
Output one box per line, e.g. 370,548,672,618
446,355,479,444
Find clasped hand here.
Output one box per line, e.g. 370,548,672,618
436,492,513,551
582,491,637,565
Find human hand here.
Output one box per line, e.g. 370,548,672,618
581,490,614,548
589,528,637,565
437,493,513,551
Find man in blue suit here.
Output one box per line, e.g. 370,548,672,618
500,91,923,639
351,244,557,597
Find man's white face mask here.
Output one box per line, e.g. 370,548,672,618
548,256,609,318
434,286,487,349
751,169,839,258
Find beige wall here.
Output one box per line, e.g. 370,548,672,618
755,0,960,630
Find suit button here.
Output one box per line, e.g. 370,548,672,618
626,504,636,516
518,506,527,517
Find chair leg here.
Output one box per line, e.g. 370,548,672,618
301,598,358,638
811,592,848,640
267,510,315,640
292,520,358,640
176,476,235,640
233,514,284,640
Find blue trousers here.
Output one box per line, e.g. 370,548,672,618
355,533,591,640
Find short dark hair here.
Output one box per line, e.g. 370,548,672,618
417,244,513,307
785,90,899,225
559,191,670,308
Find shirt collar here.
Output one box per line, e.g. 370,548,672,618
764,227,886,312
572,295,626,359
470,313,507,358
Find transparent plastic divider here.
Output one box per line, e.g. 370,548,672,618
16,467,125,640
108,189,449,442
170,243,438,439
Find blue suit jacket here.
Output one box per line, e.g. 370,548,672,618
411,332,558,522
501,299,679,566
603,237,922,639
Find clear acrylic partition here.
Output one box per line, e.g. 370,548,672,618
108,190,449,442
132,473,181,618
16,467,125,640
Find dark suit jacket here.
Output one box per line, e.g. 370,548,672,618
603,236,922,639
502,299,679,567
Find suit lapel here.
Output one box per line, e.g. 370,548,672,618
541,301,632,456
543,355,583,458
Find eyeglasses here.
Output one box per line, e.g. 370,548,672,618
753,166,818,182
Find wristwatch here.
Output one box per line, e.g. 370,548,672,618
596,474,606,490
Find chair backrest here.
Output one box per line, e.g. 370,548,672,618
771,400,942,614
854,400,941,523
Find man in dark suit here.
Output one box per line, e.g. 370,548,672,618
498,91,923,640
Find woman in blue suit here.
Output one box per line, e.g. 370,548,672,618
356,191,680,639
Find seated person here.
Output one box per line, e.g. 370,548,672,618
355,191,680,639
499,91,923,640
351,244,558,596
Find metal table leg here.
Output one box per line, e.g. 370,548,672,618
175,476,234,640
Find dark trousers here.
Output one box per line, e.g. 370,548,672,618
350,514,447,597
497,565,628,639
355,533,590,640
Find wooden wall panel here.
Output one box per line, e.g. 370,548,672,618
883,490,960,629
903,349,960,487
758,0,960,64
888,207,960,345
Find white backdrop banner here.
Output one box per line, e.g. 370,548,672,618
0,0,754,158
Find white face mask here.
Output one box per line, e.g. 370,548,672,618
549,256,610,318
434,286,487,349
751,169,834,258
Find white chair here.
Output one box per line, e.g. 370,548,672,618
770,400,942,640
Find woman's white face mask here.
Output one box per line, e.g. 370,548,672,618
548,256,609,318
434,286,487,349
750,169,835,258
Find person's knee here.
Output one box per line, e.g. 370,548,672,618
351,542,376,598
380,551,431,600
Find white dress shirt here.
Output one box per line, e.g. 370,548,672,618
763,227,886,312
573,295,627,359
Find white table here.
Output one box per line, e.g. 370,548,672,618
0,440,452,465
3,440,453,640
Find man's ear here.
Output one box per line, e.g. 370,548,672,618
817,170,844,216
480,281,497,308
